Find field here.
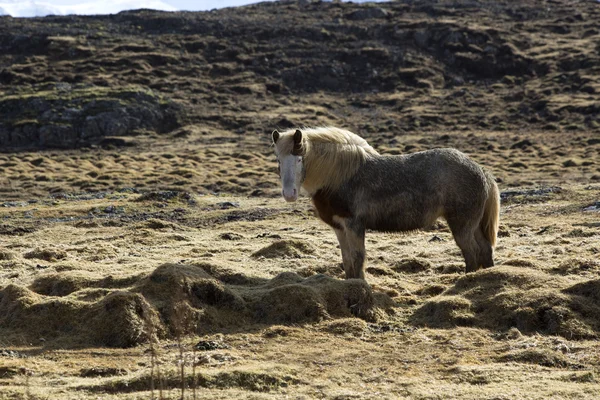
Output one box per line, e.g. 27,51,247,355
1,0,600,399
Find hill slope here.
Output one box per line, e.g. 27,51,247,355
0,0,599,150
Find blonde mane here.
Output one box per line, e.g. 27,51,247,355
274,127,379,193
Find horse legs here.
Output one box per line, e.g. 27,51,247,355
334,228,352,274
346,227,366,280
334,220,366,280
447,218,479,273
475,228,494,268
456,233,479,273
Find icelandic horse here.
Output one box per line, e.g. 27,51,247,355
272,127,500,280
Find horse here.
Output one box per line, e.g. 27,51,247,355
272,126,500,280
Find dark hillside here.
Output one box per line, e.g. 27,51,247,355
1,0,599,149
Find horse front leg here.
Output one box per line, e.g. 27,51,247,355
334,228,352,275
338,222,366,280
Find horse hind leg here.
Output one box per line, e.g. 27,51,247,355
447,218,480,273
456,233,479,273
475,227,494,269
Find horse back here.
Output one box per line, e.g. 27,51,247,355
341,148,492,232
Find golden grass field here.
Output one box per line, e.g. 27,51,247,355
1,0,600,398
1,127,599,399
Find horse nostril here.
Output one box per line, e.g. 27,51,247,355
293,188,297,196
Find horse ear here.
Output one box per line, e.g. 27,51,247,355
272,130,280,143
292,129,303,154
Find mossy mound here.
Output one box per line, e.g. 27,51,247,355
82,366,299,393
29,272,140,297
247,273,374,323
495,348,583,369
0,284,160,347
552,258,600,275
392,258,433,273
0,250,15,260
30,272,98,296
0,83,182,150
252,240,315,259
318,318,370,336
0,263,384,347
23,247,68,262
412,267,600,339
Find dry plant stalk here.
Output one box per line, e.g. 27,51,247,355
171,280,194,400
192,343,197,400
144,302,163,400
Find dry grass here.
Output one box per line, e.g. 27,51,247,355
1,129,599,398
1,0,600,396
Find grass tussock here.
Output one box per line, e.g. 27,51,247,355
412,267,600,339
0,263,384,347
495,348,583,369
251,240,315,259
23,247,67,262
81,367,300,393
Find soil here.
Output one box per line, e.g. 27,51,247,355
0,0,599,399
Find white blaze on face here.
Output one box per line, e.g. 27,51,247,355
279,153,303,202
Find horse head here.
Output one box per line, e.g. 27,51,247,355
272,129,305,202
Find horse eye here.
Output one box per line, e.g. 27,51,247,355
297,157,302,163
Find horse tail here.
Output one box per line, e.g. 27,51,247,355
481,173,500,247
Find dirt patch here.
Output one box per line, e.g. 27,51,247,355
0,224,37,235
79,367,128,378
202,208,281,226
500,187,563,204
0,366,25,379
140,218,182,230
219,232,244,241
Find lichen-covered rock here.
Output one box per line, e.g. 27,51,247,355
0,84,183,149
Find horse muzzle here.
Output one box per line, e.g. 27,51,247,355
282,188,298,202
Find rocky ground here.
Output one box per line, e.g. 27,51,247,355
0,0,599,399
